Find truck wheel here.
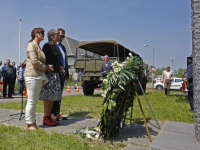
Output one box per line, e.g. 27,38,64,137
88,87,94,95
83,81,94,96
142,80,146,93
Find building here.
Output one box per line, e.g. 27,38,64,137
61,36,99,74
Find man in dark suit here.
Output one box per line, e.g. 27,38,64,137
1,59,15,98
183,61,193,112
101,55,112,78
51,28,69,121
11,62,16,94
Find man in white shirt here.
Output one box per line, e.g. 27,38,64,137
161,66,173,96
72,71,79,88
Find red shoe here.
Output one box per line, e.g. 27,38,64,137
43,116,59,126
49,116,59,125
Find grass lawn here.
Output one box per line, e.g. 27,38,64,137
0,91,194,123
0,91,193,149
0,124,122,150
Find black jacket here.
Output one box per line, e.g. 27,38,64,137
56,43,69,78
42,41,60,73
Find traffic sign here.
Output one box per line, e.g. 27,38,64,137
151,67,156,72
173,69,178,74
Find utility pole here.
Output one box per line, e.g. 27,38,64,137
191,0,200,142
19,19,22,64
170,56,175,71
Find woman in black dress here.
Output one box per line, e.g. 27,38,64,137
39,29,64,126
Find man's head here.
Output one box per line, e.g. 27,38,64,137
6,59,10,66
104,55,109,62
0,60,2,66
166,66,170,71
19,62,22,66
57,28,65,43
12,62,15,67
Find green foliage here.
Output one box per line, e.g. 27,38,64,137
154,67,166,77
177,68,186,78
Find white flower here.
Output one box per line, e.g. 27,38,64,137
111,101,116,107
95,128,100,131
127,57,129,59
103,79,108,84
95,134,99,138
114,68,119,72
86,134,92,138
101,94,106,98
129,53,132,56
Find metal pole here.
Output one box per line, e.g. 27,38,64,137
152,46,154,88
137,80,161,130
19,19,22,63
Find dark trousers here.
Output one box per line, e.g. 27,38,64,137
18,79,25,94
3,77,13,98
51,74,65,115
164,80,171,96
12,78,16,94
188,86,193,110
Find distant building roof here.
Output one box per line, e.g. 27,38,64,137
61,36,101,58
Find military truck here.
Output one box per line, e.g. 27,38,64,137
74,40,148,96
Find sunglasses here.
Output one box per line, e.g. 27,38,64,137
59,35,65,38
39,31,45,35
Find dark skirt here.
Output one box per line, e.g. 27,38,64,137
39,72,62,101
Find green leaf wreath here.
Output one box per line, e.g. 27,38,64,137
98,53,141,139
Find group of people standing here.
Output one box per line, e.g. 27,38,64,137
0,60,25,98
24,27,69,130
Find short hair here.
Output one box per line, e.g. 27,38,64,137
47,29,58,41
104,55,108,58
12,62,15,64
57,28,65,34
6,59,10,62
166,66,170,68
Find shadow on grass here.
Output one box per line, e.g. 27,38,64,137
130,117,151,124
69,111,93,119
91,94,102,97
175,99,189,103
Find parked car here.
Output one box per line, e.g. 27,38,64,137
153,77,161,84
154,78,183,91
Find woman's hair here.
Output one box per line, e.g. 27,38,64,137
29,28,45,43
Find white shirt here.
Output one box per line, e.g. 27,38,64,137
57,42,66,69
166,71,170,79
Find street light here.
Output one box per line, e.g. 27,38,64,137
144,44,155,88
171,56,175,71
19,19,22,64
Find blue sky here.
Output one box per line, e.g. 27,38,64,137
0,0,191,69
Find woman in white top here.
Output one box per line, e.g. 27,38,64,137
24,28,53,130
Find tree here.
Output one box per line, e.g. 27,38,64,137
177,68,186,78
191,0,200,142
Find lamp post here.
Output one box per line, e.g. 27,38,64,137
19,19,22,64
170,56,175,71
144,45,154,88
